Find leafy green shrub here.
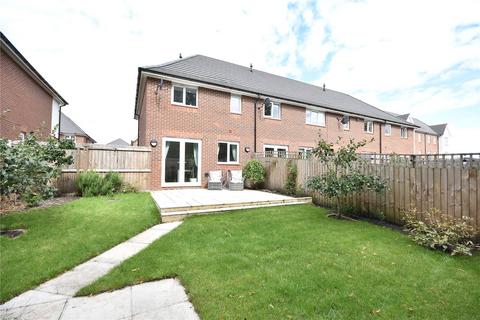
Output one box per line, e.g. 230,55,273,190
101,172,123,195
402,208,476,256
0,134,74,207
76,171,104,197
243,159,266,189
76,171,125,197
284,160,297,195
121,183,138,193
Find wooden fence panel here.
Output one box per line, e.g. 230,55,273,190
256,153,480,232
57,145,152,193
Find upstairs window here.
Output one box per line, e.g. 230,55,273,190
384,124,392,136
264,101,281,119
217,141,239,164
342,117,350,130
427,135,431,143
401,127,408,139
172,84,197,107
418,133,422,142
364,120,374,133
230,94,241,114
306,109,325,126
433,136,436,144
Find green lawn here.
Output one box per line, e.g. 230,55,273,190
0,192,159,302
79,204,480,319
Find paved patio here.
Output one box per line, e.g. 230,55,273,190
151,189,312,222
0,221,200,320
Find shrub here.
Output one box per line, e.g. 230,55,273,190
402,208,476,256
0,134,74,207
76,171,104,197
243,159,266,189
101,172,123,195
284,160,297,195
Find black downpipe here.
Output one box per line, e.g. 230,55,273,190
57,104,63,140
253,95,260,153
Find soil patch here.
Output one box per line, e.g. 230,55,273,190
0,229,25,238
0,195,79,215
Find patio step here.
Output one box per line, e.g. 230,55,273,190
160,197,312,222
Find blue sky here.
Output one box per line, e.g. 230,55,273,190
1,0,479,151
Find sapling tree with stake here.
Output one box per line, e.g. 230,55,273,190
305,136,387,219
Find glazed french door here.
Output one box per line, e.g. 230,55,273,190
162,138,201,186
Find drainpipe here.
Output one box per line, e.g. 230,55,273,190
424,133,427,154
379,121,384,153
253,95,260,153
57,102,66,140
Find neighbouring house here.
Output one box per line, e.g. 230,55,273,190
430,123,452,154
107,138,130,146
134,55,431,189
60,112,96,144
388,112,440,154
0,32,67,140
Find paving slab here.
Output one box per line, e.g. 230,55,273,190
3,299,68,320
131,279,188,315
132,301,200,320
0,290,68,310
93,241,149,265
36,261,114,296
60,286,131,320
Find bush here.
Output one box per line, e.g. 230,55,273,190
402,208,476,256
101,172,123,195
0,134,74,207
76,171,104,197
284,160,297,195
243,159,266,189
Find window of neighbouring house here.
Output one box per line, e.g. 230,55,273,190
217,141,239,164
400,127,408,139
427,135,430,143
298,147,313,159
364,120,374,133
418,133,422,142
171,84,197,107
384,124,392,136
306,109,325,126
264,101,281,119
230,94,241,114
264,144,288,157
433,136,436,144
19,132,26,141
65,135,76,143
342,117,350,130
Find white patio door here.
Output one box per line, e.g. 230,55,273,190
162,138,201,187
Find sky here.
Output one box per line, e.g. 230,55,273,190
1,0,479,152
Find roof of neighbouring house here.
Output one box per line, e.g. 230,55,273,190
430,123,448,136
0,32,68,105
60,113,96,143
387,112,439,135
107,138,130,146
136,55,416,127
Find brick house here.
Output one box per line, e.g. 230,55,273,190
1,32,68,140
134,55,439,189
59,112,96,144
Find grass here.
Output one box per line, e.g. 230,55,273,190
79,204,480,319
0,192,159,302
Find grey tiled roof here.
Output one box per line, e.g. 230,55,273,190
139,55,415,126
60,113,96,143
387,112,438,135
107,138,130,146
430,123,447,136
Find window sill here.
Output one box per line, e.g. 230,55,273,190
171,102,198,108
263,116,281,121
230,112,242,115
217,162,240,165
306,123,326,127
364,131,374,134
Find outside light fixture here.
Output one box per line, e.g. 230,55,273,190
150,139,158,147
244,146,251,153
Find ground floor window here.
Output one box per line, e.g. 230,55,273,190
264,144,288,157
217,141,239,164
298,147,313,159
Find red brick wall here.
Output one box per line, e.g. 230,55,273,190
1,49,54,140
414,132,439,154
139,77,418,189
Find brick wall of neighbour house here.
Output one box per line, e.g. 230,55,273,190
0,49,54,140
139,78,416,189
60,134,92,144
414,132,439,154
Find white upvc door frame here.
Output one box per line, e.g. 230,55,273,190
161,137,202,187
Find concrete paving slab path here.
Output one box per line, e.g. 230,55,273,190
1,221,200,320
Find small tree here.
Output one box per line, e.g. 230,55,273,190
243,159,266,189
305,137,387,218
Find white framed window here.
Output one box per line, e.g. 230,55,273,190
19,132,26,141
171,84,197,107
298,147,313,159
342,117,350,130
217,141,239,164
418,133,422,142
364,120,374,133
65,135,76,143
264,144,288,157
384,124,392,136
427,135,430,143
264,101,281,119
400,127,408,139
433,136,436,144
230,94,241,114
306,109,325,126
